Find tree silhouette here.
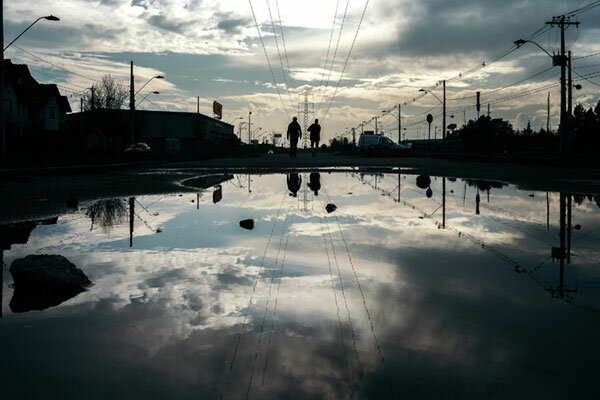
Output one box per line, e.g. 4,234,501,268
82,74,128,111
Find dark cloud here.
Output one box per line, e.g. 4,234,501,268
216,16,251,34
371,0,600,59
147,14,195,35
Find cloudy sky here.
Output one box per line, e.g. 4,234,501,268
4,0,600,143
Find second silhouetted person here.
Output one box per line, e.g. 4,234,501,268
308,119,321,157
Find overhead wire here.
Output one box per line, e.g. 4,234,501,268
248,0,292,119
317,0,351,110
321,0,371,122
266,0,296,110
315,0,341,105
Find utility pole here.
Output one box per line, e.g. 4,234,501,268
197,96,200,114
375,116,378,134
351,127,356,145
129,61,135,144
0,0,5,162
567,51,572,116
442,80,446,140
547,92,551,132
398,104,402,143
298,91,313,149
476,91,481,119
546,15,578,154
487,103,490,117
248,111,252,144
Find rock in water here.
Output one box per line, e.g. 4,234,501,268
9,254,92,313
239,219,255,230
326,204,337,213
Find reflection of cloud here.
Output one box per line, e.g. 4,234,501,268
3,173,600,397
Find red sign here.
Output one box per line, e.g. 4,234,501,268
213,101,223,120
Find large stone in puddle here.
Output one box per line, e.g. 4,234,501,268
239,219,255,230
9,255,92,313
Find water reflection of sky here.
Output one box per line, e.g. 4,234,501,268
2,173,600,399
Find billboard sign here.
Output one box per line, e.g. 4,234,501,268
213,101,223,120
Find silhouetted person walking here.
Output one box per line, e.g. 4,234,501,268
287,117,302,158
308,119,321,157
287,173,301,197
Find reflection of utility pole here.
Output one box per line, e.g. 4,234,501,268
129,197,135,248
546,192,550,230
397,174,401,202
197,192,200,210
475,188,480,215
567,194,572,264
1,249,3,318
548,193,576,299
442,177,446,228
247,174,251,194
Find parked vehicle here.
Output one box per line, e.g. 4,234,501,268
124,143,151,154
358,133,410,156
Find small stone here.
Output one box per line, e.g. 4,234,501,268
326,204,337,213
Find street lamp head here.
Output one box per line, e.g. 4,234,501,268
152,91,159,94
574,84,582,90
44,15,60,21
514,39,527,47
419,88,427,93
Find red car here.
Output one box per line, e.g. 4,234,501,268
124,143,151,154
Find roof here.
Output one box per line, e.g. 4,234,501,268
3,59,71,112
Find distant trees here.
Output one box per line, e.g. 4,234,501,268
459,115,515,151
82,74,128,111
572,101,600,153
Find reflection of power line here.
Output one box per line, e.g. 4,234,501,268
323,187,397,400
220,192,288,400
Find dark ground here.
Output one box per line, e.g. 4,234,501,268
1,152,599,223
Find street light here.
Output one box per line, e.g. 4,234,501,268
136,91,159,107
135,75,164,96
2,13,60,161
420,80,447,140
227,116,243,124
514,38,568,153
4,15,60,51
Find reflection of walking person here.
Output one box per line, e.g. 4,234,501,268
307,119,321,157
287,173,301,197
287,117,302,158
308,172,321,196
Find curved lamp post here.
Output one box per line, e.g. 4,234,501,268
514,38,569,153
419,80,447,140
2,14,60,160
135,75,164,96
4,15,60,51
136,91,159,107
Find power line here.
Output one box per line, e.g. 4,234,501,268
317,0,351,109
565,0,600,17
247,0,292,119
315,0,341,103
321,0,371,122
275,0,295,92
6,42,99,83
266,0,295,109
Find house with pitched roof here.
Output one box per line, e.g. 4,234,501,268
4,59,72,137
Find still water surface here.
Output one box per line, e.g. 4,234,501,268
1,172,600,399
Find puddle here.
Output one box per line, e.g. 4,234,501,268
1,172,600,399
